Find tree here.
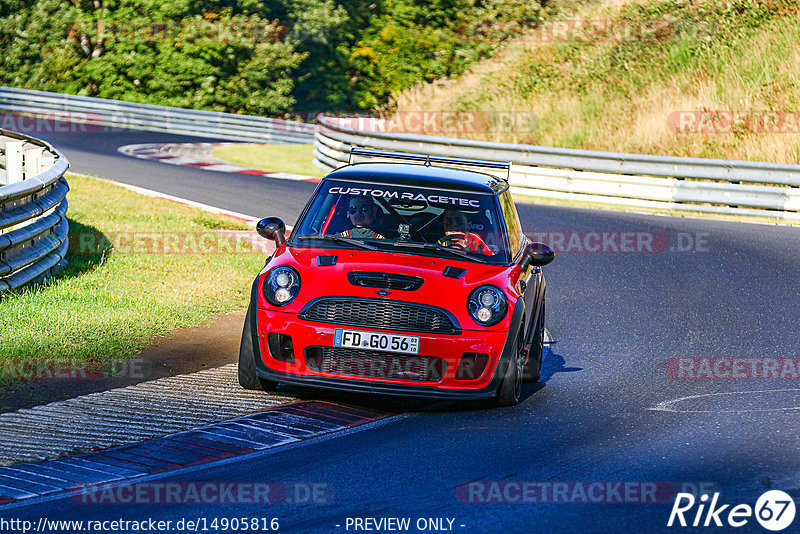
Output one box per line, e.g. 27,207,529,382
0,0,304,114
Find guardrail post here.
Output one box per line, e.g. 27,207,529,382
36,155,56,174
2,140,23,184
24,146,53,177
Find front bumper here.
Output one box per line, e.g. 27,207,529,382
252,307,521,400
255,366,501,399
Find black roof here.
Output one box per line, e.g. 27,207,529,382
324,163,508,194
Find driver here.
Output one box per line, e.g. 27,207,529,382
339,196,386,239
438,209,492,255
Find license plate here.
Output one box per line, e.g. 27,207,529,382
334,328,420,355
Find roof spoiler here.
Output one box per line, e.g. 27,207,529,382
348,147,511,182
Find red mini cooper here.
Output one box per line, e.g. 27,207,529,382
238,148,554,406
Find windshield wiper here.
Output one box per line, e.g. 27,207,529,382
392,241,475,261
296,235,378,251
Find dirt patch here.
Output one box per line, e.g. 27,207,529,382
0,309,246,413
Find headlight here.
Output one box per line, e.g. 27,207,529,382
467,285,508,327
263,266,300,306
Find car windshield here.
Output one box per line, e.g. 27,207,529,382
291,180,510,263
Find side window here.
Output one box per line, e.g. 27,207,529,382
498,191,522,258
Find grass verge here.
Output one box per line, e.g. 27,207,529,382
396,0,800,164
213,143,325,178
0,174,266,389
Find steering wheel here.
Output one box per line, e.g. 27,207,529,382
441,232,493,255
439,232,468,249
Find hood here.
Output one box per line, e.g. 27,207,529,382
259,245,521,329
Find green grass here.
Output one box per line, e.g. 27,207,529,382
213,143,326,178
0,174,266,387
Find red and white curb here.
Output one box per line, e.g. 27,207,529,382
117,142,320,183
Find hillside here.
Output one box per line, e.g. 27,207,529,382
394,0,800,164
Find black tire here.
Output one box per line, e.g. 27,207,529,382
237,304,279,391
524,298,545,383
493,330,524,407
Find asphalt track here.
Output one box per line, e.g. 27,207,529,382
6,129,800,533
35,129,318,222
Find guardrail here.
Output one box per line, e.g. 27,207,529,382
314,115,800,220
0,130,69,293
0,86,315,144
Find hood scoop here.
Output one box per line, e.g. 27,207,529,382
347,271,424,291
317,256,338,266
443,266,467,279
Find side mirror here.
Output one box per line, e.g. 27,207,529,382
520,242,554,270
257,217,286,247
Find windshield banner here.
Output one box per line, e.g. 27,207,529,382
328,186,481,208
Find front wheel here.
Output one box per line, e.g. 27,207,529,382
493,330,524,407
523,299,545,383
238,304,279,392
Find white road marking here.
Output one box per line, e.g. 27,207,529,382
650,388,800,413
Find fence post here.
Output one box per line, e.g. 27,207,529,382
24,146,51,177
36,155,56,174
3,140,24,184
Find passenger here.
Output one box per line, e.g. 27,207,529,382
438,209,492,255
339,196,386,239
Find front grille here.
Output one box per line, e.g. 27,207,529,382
300,298,460,334
305,347,446,382
347,271,424,291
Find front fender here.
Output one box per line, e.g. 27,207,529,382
523,268,546,347
492,298,526,390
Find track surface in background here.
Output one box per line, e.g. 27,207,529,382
9,128,800,532
33,129,317,222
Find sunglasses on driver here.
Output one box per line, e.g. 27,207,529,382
348,205,372,215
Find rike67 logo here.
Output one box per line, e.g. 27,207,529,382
668,490,796,531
